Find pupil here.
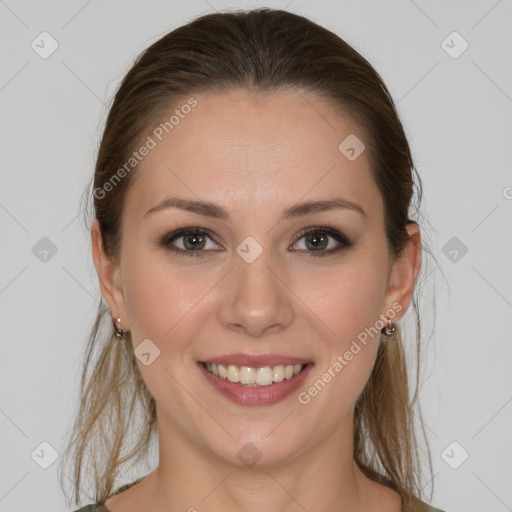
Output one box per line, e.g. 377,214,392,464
184,233,205,250
307,232,327,250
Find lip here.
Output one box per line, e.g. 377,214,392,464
198,361,314,406
199,353,312,367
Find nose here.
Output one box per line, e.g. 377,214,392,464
217,248,295,338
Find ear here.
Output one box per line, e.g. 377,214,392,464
382,222,422,322
91,218,130,331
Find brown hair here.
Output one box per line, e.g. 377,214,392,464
59,8,437,510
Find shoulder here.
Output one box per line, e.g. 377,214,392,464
72,475,147,512
405,496,446,512
421,503,446,512
71,506,110,512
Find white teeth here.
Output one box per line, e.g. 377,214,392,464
239,366,256,385
204,362,305,386
273,365,284,382
218,364,227,379
256,366,273,386
227,364,240,383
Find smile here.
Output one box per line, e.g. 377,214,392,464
198,360,314,406
202,362,306,387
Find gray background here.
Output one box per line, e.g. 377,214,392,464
1,1,511,511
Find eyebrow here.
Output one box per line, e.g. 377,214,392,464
143,196,367,220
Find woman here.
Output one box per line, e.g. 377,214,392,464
61,8,445,512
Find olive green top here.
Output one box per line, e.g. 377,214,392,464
73,504,447,512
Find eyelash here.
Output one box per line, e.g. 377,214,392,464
159,225,353,258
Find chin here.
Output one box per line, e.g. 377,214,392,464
205,427,306,470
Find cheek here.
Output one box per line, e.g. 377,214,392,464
124,264,201,341
121,256,213,411
299,254,388,345
122,249,225,385
294,260,386,416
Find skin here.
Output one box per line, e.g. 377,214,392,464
92,88,421,512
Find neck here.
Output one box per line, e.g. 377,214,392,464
144,410,378,512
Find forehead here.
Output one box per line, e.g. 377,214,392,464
125,88,382,222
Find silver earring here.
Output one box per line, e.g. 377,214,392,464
381,316,396,337
112,316,125,338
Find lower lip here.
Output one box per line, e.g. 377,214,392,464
198,362,314,406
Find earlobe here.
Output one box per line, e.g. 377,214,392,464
382,223,422,321
91,219,129,330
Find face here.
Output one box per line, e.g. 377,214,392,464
92,88,420,469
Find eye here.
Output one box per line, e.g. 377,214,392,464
290,225,352,257
160,227,221,257
159,225,353,258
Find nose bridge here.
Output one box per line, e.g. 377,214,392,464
217,242,294,336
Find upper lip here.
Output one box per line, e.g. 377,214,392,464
199,353,312,367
